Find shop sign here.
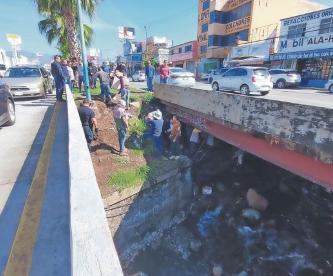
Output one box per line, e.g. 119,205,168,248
282,8,333,27
230,39,273,60
225,16,251,35
131,54,142,62
270,48,333,61
223,0,252,11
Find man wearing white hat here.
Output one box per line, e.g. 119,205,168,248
144,109,164,154
113,99,129,156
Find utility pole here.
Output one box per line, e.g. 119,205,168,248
76,0,91,100
144,25,148,61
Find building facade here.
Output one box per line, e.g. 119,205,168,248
169,41,199,73
270,7,333,87
197,0,325,73
144,36,172,64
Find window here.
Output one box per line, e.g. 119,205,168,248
170,49,175,55
4,67,41,78
208,30,249,47
237,68,248,76
224,69,238,77
185,45,192,52
287,23,307,39
201,23,208,33
210,2,252,24
200,45,207,53
202,0,210,11
319,17,333,34
179,47,183,53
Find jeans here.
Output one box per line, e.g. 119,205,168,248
170,137,180,156
160,77,168,84
55,77,65,100
83,125,94,150
101,83,112,102
147,77,154,91
117,128,127,152
143,133,162,154
120,88,129,107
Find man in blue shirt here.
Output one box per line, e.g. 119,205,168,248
51,55,65,101
144,109,164,154
145,61,155,92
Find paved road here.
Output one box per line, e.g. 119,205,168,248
130,80,333,109
0,96,55,214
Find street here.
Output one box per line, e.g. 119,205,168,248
130,81,333,109
0,96,55,213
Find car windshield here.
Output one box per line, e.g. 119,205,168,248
253,69,269,77
4,67,41,78
170,68,188,73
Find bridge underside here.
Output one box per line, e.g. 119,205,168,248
165,104,333,191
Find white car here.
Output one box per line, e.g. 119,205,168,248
154,67,195,88
269,69,301,88
212,67,273,96
325,79,333,93
208,68,229,84
132,70,146,82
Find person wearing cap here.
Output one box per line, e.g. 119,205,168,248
78,100,98,151
144,109,164,154
113,100,129,156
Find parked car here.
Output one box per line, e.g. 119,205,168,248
2,65,53,98
269,69,301,88
325,79,333,93
212,67,273,96
0,64,6,78
154,67,195,87
132,70,146,82
0,81,15,126
208,68,229,84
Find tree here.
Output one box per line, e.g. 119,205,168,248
38,11,93,58
34,0,98,59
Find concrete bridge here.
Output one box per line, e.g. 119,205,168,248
154,84,333,190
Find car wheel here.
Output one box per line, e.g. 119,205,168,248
212,82,219,91
276,79,286,89
240,84,250,95
329,85,333,93
260,91,269,96
4,99,16,126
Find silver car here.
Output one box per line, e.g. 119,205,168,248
2,65,53,98
212,67,273,96
269,69,301,88
325,79,333,93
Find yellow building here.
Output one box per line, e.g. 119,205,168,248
197,0,326,72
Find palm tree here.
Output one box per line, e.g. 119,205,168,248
38,11,93,58
34,0,98,58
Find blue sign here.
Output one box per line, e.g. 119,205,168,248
270,48,333,61
131,54,142,62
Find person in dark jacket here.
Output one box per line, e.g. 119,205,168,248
51,55,65,101
78,99,98,151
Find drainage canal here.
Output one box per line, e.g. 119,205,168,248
106,139,333,276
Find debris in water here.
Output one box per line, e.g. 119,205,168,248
212,264,223,276
197,206,223,237
202,186,213,195
242,209,261,223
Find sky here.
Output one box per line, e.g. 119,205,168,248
0,0,332,61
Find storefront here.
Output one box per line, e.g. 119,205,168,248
270,8,333,88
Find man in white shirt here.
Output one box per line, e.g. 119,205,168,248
67,61,75,92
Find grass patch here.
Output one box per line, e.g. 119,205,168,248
108,165,151,190
143,93,155,103
131,143,155,157
129,94,140,102
129,118,147,137
111,155,130,165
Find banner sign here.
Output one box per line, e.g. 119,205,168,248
118,26,135,40
6,33,22,46
225,16,251,35
223,0,252,11
270,48,333,61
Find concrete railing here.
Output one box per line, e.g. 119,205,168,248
66,89,123,275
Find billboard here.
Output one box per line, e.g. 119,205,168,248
118,26,135,40
6,33,22,46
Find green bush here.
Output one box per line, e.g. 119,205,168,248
129,118,147,137
129,94,140,102
108,165,150,190
143,93,155,103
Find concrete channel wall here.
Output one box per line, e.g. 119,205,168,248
155,84,333,164
67,90,123,275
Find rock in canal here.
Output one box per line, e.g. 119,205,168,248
189,239,202,252
246,188,269,211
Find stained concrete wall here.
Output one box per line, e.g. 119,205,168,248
112,160,193,266
154,84,333,165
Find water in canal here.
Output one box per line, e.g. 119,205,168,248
125,143,333,276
